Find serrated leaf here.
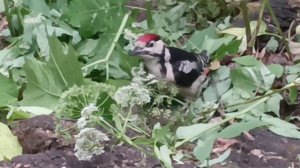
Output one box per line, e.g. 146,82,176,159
267,64,284,78
0,74,18,107
233,56,259,66
0,122,22,161
22,36,84,109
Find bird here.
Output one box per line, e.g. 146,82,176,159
129,34,210,100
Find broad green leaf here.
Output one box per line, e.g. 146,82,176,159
218,120,267,138
22,36,84,109
265,93,283,117
24,0,50,15
156,145,172,168
176,123,218,141
184,24,218,52
193,136,216,161
0,74,18,107
230,68,258,93
16,106,53,115
289,86,298,104
267,64,284,78
269,127,300,139
286,64,300,74
233,56,259,66
64,0,125,37
266,37,278,52
286,74,299,83
0,122,22,161
214,39,242,60
262,115,298,128
203,86,218,103
199,149,231,167
260,64,275,90
201,35,234,54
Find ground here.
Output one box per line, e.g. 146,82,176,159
0,115,299,168
1,0,300,167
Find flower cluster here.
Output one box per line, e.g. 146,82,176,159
113,82,151,107
74,128,109,161
76,103,98,129
113,64,152,107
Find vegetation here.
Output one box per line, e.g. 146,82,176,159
0,0,300,167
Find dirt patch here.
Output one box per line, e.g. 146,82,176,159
1,115,300,168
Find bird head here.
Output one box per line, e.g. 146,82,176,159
129,34,166,59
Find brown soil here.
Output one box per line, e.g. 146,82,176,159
0,115,300,168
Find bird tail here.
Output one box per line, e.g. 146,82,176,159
197,50,210,70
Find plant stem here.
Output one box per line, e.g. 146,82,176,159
224,81,300,109
240,0,251,46
265,0,293,61
3,0,15,36
248,0,266,48
121,105,133,136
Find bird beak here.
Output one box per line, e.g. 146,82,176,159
128,47,144,56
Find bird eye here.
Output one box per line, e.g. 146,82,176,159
147,41,154,47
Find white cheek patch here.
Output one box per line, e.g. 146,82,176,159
178,61,197,74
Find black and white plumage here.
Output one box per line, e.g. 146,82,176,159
129,34,210,99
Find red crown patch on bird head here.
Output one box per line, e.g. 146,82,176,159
136,34,160,43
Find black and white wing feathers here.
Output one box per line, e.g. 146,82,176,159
167,47,209,87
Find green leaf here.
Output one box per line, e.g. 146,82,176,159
184,24,218,53
218,120,267,138
0,74,18,107
203,86,218,103
24,0,50,15
230,68,257,93
199,149,231,167
22,36,84,109
64,0,125,37
154,144,172,168
265,93,283,117
269,127,300,139
214,39,242,60
266,37,278,52
0,122,22,161
193,136,216,161
289,86,298,104
176,123,219,141
233,56,259,66
267,64,284,78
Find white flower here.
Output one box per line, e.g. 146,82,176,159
74,128,109,161
81,103,98,118
113,83,151,107
77,117,88,129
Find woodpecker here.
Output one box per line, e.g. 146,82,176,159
129,34,210,100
